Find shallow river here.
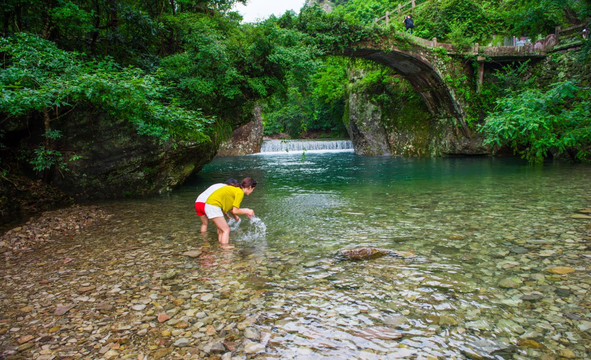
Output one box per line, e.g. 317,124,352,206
2,152,591,359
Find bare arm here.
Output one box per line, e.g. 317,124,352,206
231,206,254,218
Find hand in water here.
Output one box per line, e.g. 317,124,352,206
246,209,255,218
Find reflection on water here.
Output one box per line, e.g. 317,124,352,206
10,153,591,359
175,154,591,358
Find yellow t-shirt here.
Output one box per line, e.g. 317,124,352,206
205,186,244,213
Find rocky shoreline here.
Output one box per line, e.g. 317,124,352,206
0,205,113,256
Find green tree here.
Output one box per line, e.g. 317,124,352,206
1,33,212,176
480,79,591,163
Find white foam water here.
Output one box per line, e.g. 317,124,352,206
239,216,267,241
227,217,241,231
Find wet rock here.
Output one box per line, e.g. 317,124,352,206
173,338,191,347
464,339,515,359
17,335,34,344
157,313,171,322
517,339,545,349
244,340,266,354
511,247,529,254
559,349,576,358
339,248,389,261
547,266,575,274
200,293,214,302
383,315,408,328
439,315,458,326
499,277,522,288
521,292,544,301
496,319,525,334
578,321,591,331
161,270,178,280
182,250,202,258
54,304,74,315
353,326,402,340
244,327,261,340
555,288,571,298
151,348,172,359
203,341,226,353
466,320,490,330
104,349,119,359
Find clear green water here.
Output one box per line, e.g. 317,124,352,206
165,153,590,359
59,153,591,358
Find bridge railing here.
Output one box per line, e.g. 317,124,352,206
374,0,428,26
375,7,588,56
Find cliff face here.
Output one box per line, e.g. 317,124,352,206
216,105,264,157
345,69,487,157
46,111,216,200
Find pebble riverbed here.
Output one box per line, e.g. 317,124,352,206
1,153,591,359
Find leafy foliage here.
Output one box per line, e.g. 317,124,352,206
480,79,591,163
0,33,213,175
0,33,212,142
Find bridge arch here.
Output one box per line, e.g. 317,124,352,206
342,46,465,125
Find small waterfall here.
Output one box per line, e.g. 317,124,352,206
259,139,354,153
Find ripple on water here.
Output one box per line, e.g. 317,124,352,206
1,155,590,359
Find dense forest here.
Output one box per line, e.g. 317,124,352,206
1,0,590,222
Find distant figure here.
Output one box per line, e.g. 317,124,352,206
404,15,414,34
583,27,588,40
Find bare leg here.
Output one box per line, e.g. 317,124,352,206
211,217,231,245
199,215,209,232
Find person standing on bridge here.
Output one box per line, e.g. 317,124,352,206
404,15,414,34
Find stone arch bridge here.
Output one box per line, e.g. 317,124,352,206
330,32,571,155
342,34,557,126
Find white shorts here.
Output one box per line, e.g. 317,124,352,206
204,204,224,219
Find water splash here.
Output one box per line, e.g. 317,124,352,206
238,216,267,242
227,217,241,231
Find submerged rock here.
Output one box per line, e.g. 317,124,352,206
338,248,390,261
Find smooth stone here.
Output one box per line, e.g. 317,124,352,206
499,277,522,288
244,340,266,354
383,315,408,328
521,292,544,301
517,339,544,349
496,319,525,334
161,270,178,280
577,321,591,331
339,248,389,260
200,293,214,302
559,349,576,358
157,313,171,322
182,250,202,258
104,349,119,359
439,315,458,326
547,266,575,274
151,348,171,359
511,247,529,254
54,304,74,315
203,341,226,354
173,338,191,347
17,335,34,344
466,320,490,330
131,304,146,311
244,327,261,340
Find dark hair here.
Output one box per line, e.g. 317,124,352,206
225,178,239,187
240,177,257,189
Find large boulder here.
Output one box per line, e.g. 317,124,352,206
216,105,264,157
49,111,216,200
